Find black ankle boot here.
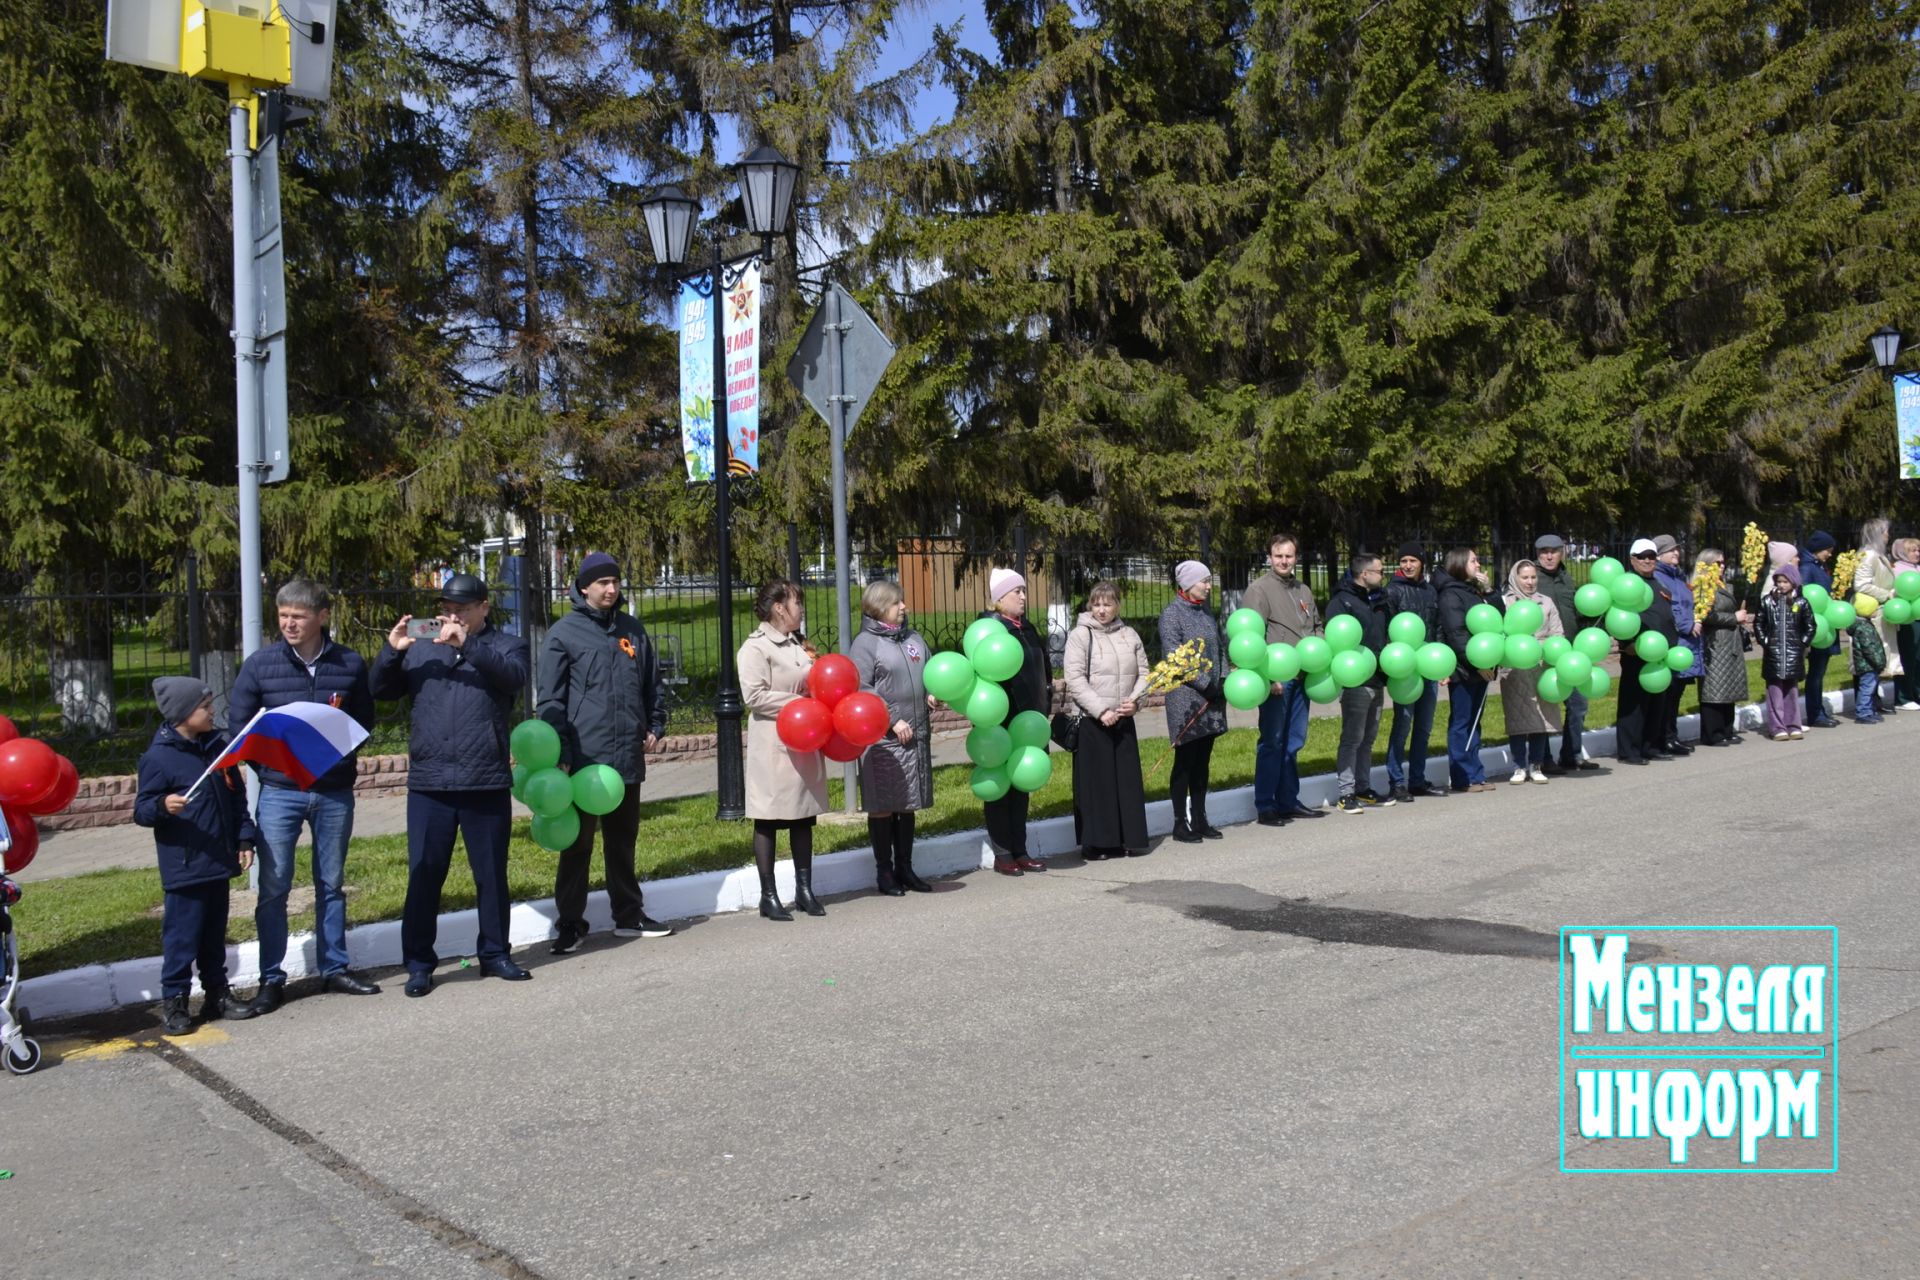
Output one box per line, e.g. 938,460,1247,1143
871,819,904,895
759,892,794,921
893,815,932,891
793,869,827,917
203,987,258,1022
161,995,192,1035
1171,821,1203,844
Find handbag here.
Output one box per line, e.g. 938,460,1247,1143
1050,710,1081,751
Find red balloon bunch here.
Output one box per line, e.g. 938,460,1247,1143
772,656,891,756
0,715,78,873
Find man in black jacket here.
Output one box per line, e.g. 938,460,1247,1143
1327,553,1392,813
537,553,673,955
1615,540,1681,765
372,574,532,997
1383,542,1441,801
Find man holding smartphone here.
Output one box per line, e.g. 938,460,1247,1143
372,573,531,997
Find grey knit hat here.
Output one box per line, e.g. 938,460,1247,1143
153,677,213,726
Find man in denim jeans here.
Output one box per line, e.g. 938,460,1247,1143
1531,535,1599,771
1244,533,1324,826
1383,543,1442,801
229,579,380,1011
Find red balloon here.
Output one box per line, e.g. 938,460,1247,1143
0,715,16,747
820,732,863,763
0,738,59,809
832,691,890,749
2,806,38,874
807,654,859,708
775,697,833,753
24,755,79,817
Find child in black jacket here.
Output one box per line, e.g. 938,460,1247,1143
134,678,259,1035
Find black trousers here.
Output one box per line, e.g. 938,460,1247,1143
1699,702,1735,743
161,879,231,998
1073,717,1148,853
1897,624,1920,705
1616,656,1652,761
555,782,644,930
1653,679,1686,746
1169,735,1217,829
405,789,512,973
983,789,1031,857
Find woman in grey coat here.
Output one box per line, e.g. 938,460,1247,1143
848,581,936,895
1158,560,1228,841
1693,549,1751,746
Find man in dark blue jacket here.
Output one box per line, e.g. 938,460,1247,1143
1327,552,1392,813
228,579,380,1010
371,574,531,997
1799,532,1841,728
135,677,260,1034
1383,542,1442,801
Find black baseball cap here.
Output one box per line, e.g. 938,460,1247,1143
439,573,488,604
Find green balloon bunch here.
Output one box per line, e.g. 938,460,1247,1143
934,623,1055,798
511,719,626,851
1222,608,1272,710
1462,602,1505,671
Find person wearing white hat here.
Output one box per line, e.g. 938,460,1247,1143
1614,539,1678,765
1158,560,1228,841
979,568,1051,874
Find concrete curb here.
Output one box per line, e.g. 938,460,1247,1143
14,694,1805,1021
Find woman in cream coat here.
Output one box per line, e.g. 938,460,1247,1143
1064,580,1151,858
739,578,829,920
1852,518,1903,715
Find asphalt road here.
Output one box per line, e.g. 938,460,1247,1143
7,718,1916,1279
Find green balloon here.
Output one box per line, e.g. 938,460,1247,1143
1541,636,1572,665
964,679,1010,728
1634,631,1670,664
1387,674,1426,704
510,719,562,772
969,763,1011,802
1466,603,1503,636
1574,583,1612,618
1388,613,1426,646
1007,744,1053,793
1324,614,1364,653
570,763,625,816
1813,618,1835,649
962,617,1002,660
1296,637,1334,673
1609,574,1642,609
1228,630,1269,670
1885,597,1914,625
1226,607,1265,638
1801,584,1831,611
1897,569,1920,602
1303,671,1342,704
1637,664,1673,694
1465,633,1505,670
1330,648,1374,688
1604,607,1642,641
1536,669,1568,703
1826,601,1856,630
923,651,977,703
1008,709,1051,750
1415,642,1456,681
530,807,581,852
511,764,531,802
1589,556,1625,587
1265,642,1301,683
1224,668,1270,710
966,725,1012,768
1585,668,1612,698
1665,644,1695,673
1503,634,1542,668
1554,651,1593,687
1574,626,1614,662
1379,641,1417,680
972,632,1024,682
523,767,575,818
1504,600,1543,636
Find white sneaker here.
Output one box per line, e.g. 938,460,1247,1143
1901,702,1920,711
1773,732,1791,741
1528,768,1550,784
1510,768,1528,785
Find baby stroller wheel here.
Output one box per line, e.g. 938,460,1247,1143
5,1039,41,1075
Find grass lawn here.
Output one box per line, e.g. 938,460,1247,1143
13,658,1772,977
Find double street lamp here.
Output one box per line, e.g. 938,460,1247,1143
642,146,799,821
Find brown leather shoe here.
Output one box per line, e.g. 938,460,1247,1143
1013,856,1047,873
993,857,1024,876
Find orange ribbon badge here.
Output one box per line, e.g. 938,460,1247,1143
619,637,637,659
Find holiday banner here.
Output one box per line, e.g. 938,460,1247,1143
722,258,761,475
678,278,715,482
1897,372,1920,480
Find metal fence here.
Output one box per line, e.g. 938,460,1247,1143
0,512,1841,776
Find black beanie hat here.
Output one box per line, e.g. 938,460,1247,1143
1395,541,1425,563
575,552,620,591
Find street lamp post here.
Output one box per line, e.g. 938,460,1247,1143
1872,325,1903,374
642,149,798,821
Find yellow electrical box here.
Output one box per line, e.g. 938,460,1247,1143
180,0,291,86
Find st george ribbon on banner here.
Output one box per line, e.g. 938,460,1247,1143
679,256,762,481
183,702,371,799
1897,372,1920,480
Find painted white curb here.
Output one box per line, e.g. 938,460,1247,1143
14,691,1830,1021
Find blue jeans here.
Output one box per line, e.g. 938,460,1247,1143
1254,679,1311,815
1557,689,1588,766
1385,679,1437,789
1447,680,1489,788
254,785,356,983
1805,648,1835,722
1856,672,1880,719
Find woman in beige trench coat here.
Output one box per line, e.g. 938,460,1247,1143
739,578,830,921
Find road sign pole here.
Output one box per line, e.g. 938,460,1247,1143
230,93,264,664
826,286,859,811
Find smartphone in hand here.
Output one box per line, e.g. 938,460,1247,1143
406,618,444,641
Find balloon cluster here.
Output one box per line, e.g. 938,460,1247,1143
510,720,627,852
773,655,891,764
1884,570,1920,623
0,715,81,873
1809,571,1920,641
1564,557,1669,695
1220,607,1457,710
922,619,1054,801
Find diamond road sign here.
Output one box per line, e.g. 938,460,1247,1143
786,283,895,434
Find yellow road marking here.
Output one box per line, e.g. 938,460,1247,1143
52,1026,231,1061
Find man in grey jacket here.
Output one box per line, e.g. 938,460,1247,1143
537,553,673,955
1531,535,1597,772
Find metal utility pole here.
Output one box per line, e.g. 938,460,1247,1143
230,95,265,660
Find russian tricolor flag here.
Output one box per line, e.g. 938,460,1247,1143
212,702,370,788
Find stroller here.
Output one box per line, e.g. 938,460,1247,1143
0,808,42,1074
